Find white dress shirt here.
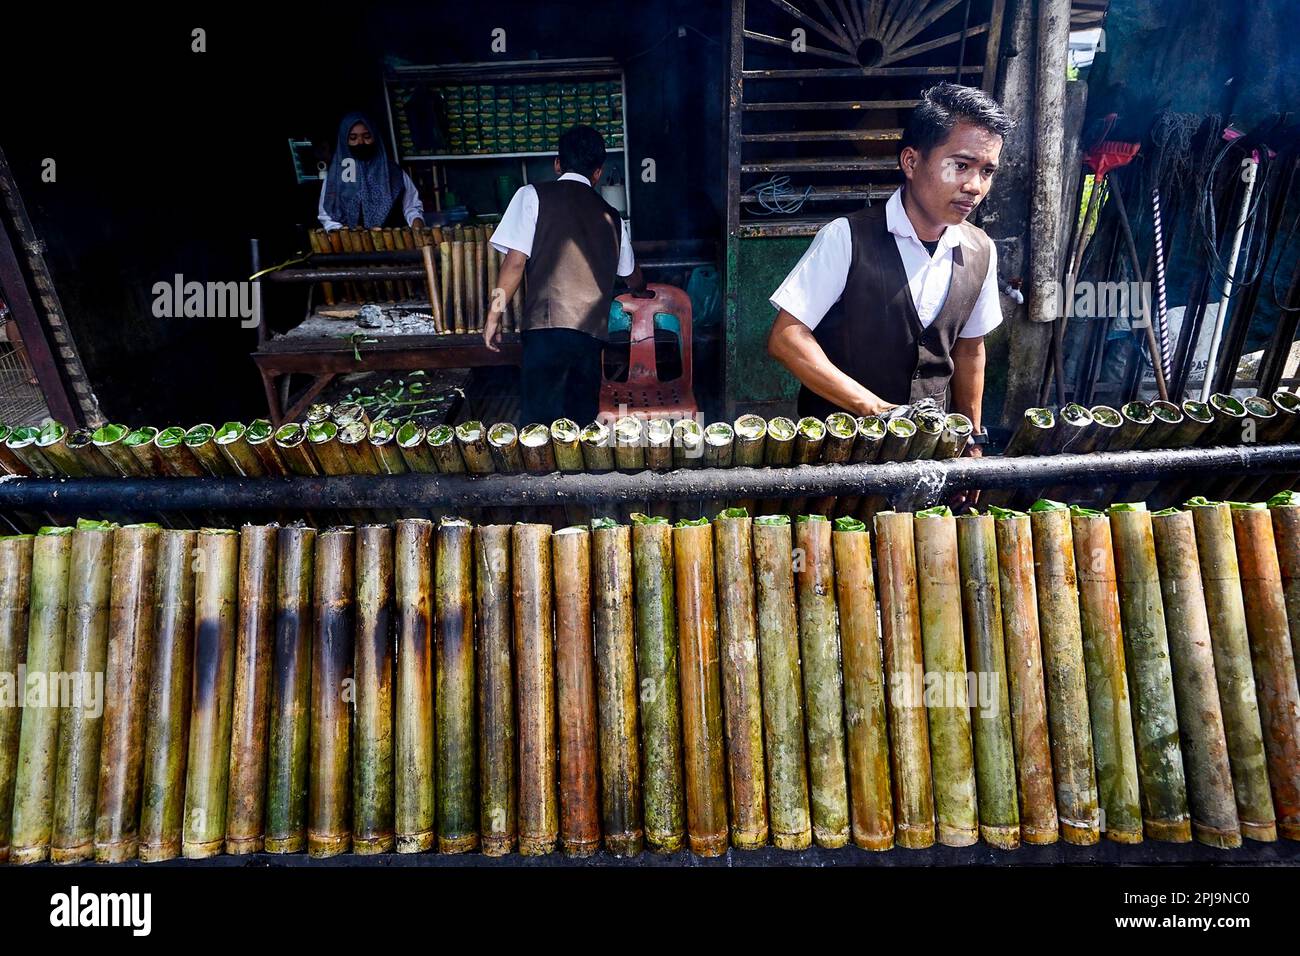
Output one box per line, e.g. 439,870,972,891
490,172,636,276
317,171,425,231
769,187,1003,338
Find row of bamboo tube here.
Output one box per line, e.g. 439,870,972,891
307,225,523,334
2,493,1298,864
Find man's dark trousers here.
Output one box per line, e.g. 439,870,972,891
519,328,604,426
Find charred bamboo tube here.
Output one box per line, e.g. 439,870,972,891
630,514,686,853
474,524,516,856
1120,401,1190,501
427,424,467,474
591,519,644,856
1149,402,1216,507
154,426,207,478
93,523,160,863
907,410,945,461
831,516,892,850
264,525,314,854
455,421,494,474
1150,509,1242,848
645,419,673,472
672,518,728,856
1028,500,1101,844
990,507,1059,844
308,527,354,857
0,533,33,863
138,530,196,862
184,424,235,477
552,525,599,857
873,511,935,849
955,513,1020,849
836,416,886,518
181,527,238,859
394,519,435,853
732,415,767,514
1205,393,1248,447
759,416,796,514
787,417,826,516
934,412,974,460
367,420,408,477
92,423,146,477
1069,506,1143,844
395,422,436,474
1105,401,1154,452
1109,504,1192,841
338,420,382,476
981,408,1054,510
440,241,452,328
1189,499,1277,841
1269,492,1300,679
351,524,394,855
435,518,478,853
1268,388,1300,441
215,422,266,477
513,523,557,855
551,419,585,472
464,239,479,327
488,422,525,473
49,520,115,864
711,509,768,849
912,507,978,847
35,420,89,477
1230,504,1300,840
580,420,616,473
9,526,73,864
306,422,347,473
520,423,558,473
122,427,166,477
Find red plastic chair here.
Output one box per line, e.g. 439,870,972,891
598,283,698,422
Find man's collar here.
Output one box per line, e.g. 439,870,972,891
558,172,595,187
886,187,964,250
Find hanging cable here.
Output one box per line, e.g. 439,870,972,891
745,175,813,216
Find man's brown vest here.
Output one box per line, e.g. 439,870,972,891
523,179,623,340
796,202,992,419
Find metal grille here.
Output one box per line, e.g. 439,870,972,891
0,338,50,425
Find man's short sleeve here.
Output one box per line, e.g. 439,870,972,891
958,239,1004,338
489,185,539,257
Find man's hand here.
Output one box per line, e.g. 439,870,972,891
483,312,502,352
412,218,425,229
858,393,899,417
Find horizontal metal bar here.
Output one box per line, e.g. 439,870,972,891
742,129,902,142
742,157,897,173
2,444,1297,513
741,186,895,203
743,100,921,111
743,65,983,78
265,267,430,282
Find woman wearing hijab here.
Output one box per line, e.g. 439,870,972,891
318,112,425,231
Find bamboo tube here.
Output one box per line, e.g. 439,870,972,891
181,424,231,477
873,511,935,848
1230,504,1300,840
122,426,167,477
138,530,196,862
613,416,645,472
393,519,435,853
551,419,585,472
0,533,32,863
367,419,409,480
580,420,616,472
955,513,1020,849
519,423,558,473
758,417,796,515
732,413,767,487
1189,500,1277,841
308,527,354,857
464,238,478,327
645,419,673,472
1028,501,1101,844
513,523,557,855
630,514,686,852
672,518,728,856
48,520,114,864
427,424,467,474
1108,504,1192,841
455,421,494,474
9,526,72,864
92,423,146,477
880,416,916,461
474,235,487,332
702,423,736,517
93,523,160,863
181,527,238,860
35,420,89,477
350,524,394,855
788,418,825,516
591,520,644,856
830,516,892,850
836,416,886,519
1269,492,1300,680
439,241,452,328
912,507,978,847
711,509,768,849
215,422,266,477
5,426,55,477
435,518,478,853
990,507,1059,844
154,426,207,477
933,412,974,460
451,240,465,332
371,228,395,300
265,525,315,854
488,422,525,473
309,228,335,304
1105,401,1154,452
474,524,516,856
907,410,945,461
672,418,701,470
395,422,437,474
338,420,383,475
0,425,32,476
1068,506,1143,844
981,408,1054,509
1150,509,1242,848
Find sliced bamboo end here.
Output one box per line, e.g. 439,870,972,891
1192,821,1243,849
850,830,893,852
518,836,557,856
137,840,181,863
182,838,226,859
605,832,645,857
1240,820,1278,843
1277,821,1300,842
936,824,979,848
50,843,95,864
352,834,396,855
774,830,814,851
980,825,1021,850
1144,817,1192,843
1060,821,1101,845
689,832,729,857
481,835,516,857
439,833,480,854
264,836,307,854
896,824,936,849
731,827,769,850
224,835,265,855
306,833,352,858
9,844,49,865
646,832,686,854
93,840,139,864
813,828,851,849
561,838,600,858
1020,823,1060,845
395,832,436,854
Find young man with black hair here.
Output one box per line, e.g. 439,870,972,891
766,82,1013,457
486,125,648,426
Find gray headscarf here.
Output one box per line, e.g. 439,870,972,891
321,112,404,228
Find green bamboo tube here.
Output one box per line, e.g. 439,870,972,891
7,425,58,476
1104,401,1154,452
395,422,436,474
830,517,892,850
367,420,408,476
711,509,768,849
436,518,478,853
520,423,558,473
246,419,289,476
788,418,826,516
934,412,974,460
488,422,525,473
428,424,468,474
337,420,381,475
672,518,728,856
579,421,616,472
1269,493,1300,678
550,419,585,472
907,410,945,461
352,525,396,858
990,508,1059,844
1068,506,1143,844
551,525,600,856
592,520,644,856
751,514,811,850
818,412,857,463
630,514,686,853
215,422,266,477
0,534,34,863
308,527,354,858
122,426,166,477
613,416,645,471
1268,388,1300,442
732,415,767,514
35,421,89,476
474,524,515,856
1150,509,1242,848
835,416,886,519
1188,500,1277,841
455,421,494,474
759,417,797,515
1135,400,1184,449
912,507,977,847
180,527,238,859
645,419,673,471
880,417,916,461
1047,402,1094,454
1028,500,1101,844
394,519,435,853
873,511,935,849
1230,504,1300,840
265,525,315,854
1205,393,1247,447
512,523,557,855
184,424,234,477
92,423,146,477
154,426,207,477
138,530,196,862
0,425,33,476
1108,504,1192,841
93,523,160,863
955,513,1020,849
49,520,115,864
1148,402,1216,506
272,424,319,476
8,526,72,864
